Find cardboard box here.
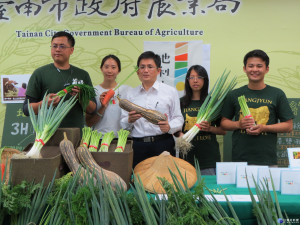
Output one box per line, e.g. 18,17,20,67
45,127,81,147
91,139,133,188
10,128,80,186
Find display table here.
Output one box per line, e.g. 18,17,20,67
201,175,300,225
129,175,300,224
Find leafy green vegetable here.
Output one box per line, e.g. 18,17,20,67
246,171,288,225
177,69,237,157
47,172,73,207
2,181,41,216
82,126,92,148
27,93,77,158
99,131,115,152
238,95,256,125
88,130,102,152
115,129,130,152
126,193,144,225
56,84,96,111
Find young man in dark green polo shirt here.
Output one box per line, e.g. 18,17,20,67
221,49,294,166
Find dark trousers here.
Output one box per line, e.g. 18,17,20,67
132,135,175,169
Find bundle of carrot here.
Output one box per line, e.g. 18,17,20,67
56,84,96,111
101,66,138,105
238,95,256,125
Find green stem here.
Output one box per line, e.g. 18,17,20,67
114,67,138,91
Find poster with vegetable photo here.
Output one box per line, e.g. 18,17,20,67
288,148,300,168
1,74,31,104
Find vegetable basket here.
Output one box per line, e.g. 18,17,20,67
91,139,133,187
10,128,80,186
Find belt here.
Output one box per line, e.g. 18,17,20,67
132,133,172,143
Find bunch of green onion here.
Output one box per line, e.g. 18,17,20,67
176,70,237,156
26,94,77,158
99,131,115,152
88,130,102,152
238,95,256,125
56,84,96,111
82,127,92,147
114,129,130,152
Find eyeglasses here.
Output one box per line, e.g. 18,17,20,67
187,76,204,80
138,65,158,71
50,45,72,50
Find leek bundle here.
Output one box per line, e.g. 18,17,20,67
82,127,92,147
114,129,130,152
88,130,102,152
99,131,115,152
238,95,256,125
176,70,237,157
26,94,77,158
56,84,96,111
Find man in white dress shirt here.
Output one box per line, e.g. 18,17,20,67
120,51,184,168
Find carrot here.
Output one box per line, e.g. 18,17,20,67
0,148,4,181
102,89,115,105
1,163,5,181
101,66,138,106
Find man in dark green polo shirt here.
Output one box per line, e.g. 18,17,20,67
23,31,96,129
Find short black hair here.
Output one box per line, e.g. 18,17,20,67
52,31,75,47
243,49,269,67
100,55,121,72
137,51,161,68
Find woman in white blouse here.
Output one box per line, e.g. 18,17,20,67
86,54,131,136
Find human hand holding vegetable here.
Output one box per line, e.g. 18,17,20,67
47,93,60,106
158,114,170,133
246,124,265,135
56,84,96,113
100,91,110,108
238,95,256,130
128,111,142,123
101,89,115,105
70,85,80,97
198,121,211,132
102,66,138,105
238,117,255,130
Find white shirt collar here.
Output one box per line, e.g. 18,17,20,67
139,80,160,92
